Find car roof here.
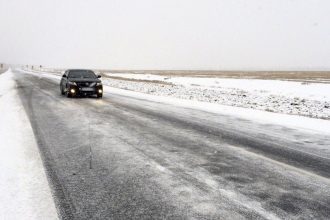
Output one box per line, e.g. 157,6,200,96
67,69,94,72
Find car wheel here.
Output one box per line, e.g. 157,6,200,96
60,86,65,95
66,91,71,98
97,94,103,98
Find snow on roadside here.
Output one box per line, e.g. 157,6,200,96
0,69,58,220
106,73,330,101
105,73,330,119
106,86,330,135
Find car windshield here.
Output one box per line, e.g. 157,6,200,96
68,70,96,78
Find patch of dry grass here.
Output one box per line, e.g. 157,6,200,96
104,70,330,82
105,76,173,85
32,68,330,83
0,68,8,74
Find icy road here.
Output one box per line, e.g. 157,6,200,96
6,69,330,219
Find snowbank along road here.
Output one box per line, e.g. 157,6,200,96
103,73,330,119
4,68,330,219
0,70,58,220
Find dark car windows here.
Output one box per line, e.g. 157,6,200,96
68,70,96,79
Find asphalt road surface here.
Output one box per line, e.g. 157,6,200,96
14,70,330,220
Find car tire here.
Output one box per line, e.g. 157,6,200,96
60,86,65,95
66,91,71,98
97,94,103,98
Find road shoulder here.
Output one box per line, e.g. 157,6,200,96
0,69,58,220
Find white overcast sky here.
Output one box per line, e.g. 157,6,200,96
0,0,329,70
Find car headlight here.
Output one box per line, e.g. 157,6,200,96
68,81,77,86
96,82,102,86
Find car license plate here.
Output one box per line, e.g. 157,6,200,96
81,88,94,91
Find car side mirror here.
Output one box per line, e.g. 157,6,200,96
97,75,102,78
62,74,67,78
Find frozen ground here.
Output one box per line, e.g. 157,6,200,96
104,73,330,119
0,69,58,220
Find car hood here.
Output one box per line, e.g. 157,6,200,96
68,78,101,83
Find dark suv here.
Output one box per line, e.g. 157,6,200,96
60,69,103,98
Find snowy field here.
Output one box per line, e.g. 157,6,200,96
104,73,330,119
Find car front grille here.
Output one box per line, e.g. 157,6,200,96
76,82,96,88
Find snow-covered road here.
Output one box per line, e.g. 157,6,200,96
2,68,330,219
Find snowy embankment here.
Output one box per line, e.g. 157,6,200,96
0,69,58,219
104,73,330,119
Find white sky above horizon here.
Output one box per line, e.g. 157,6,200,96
0,0,329,70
